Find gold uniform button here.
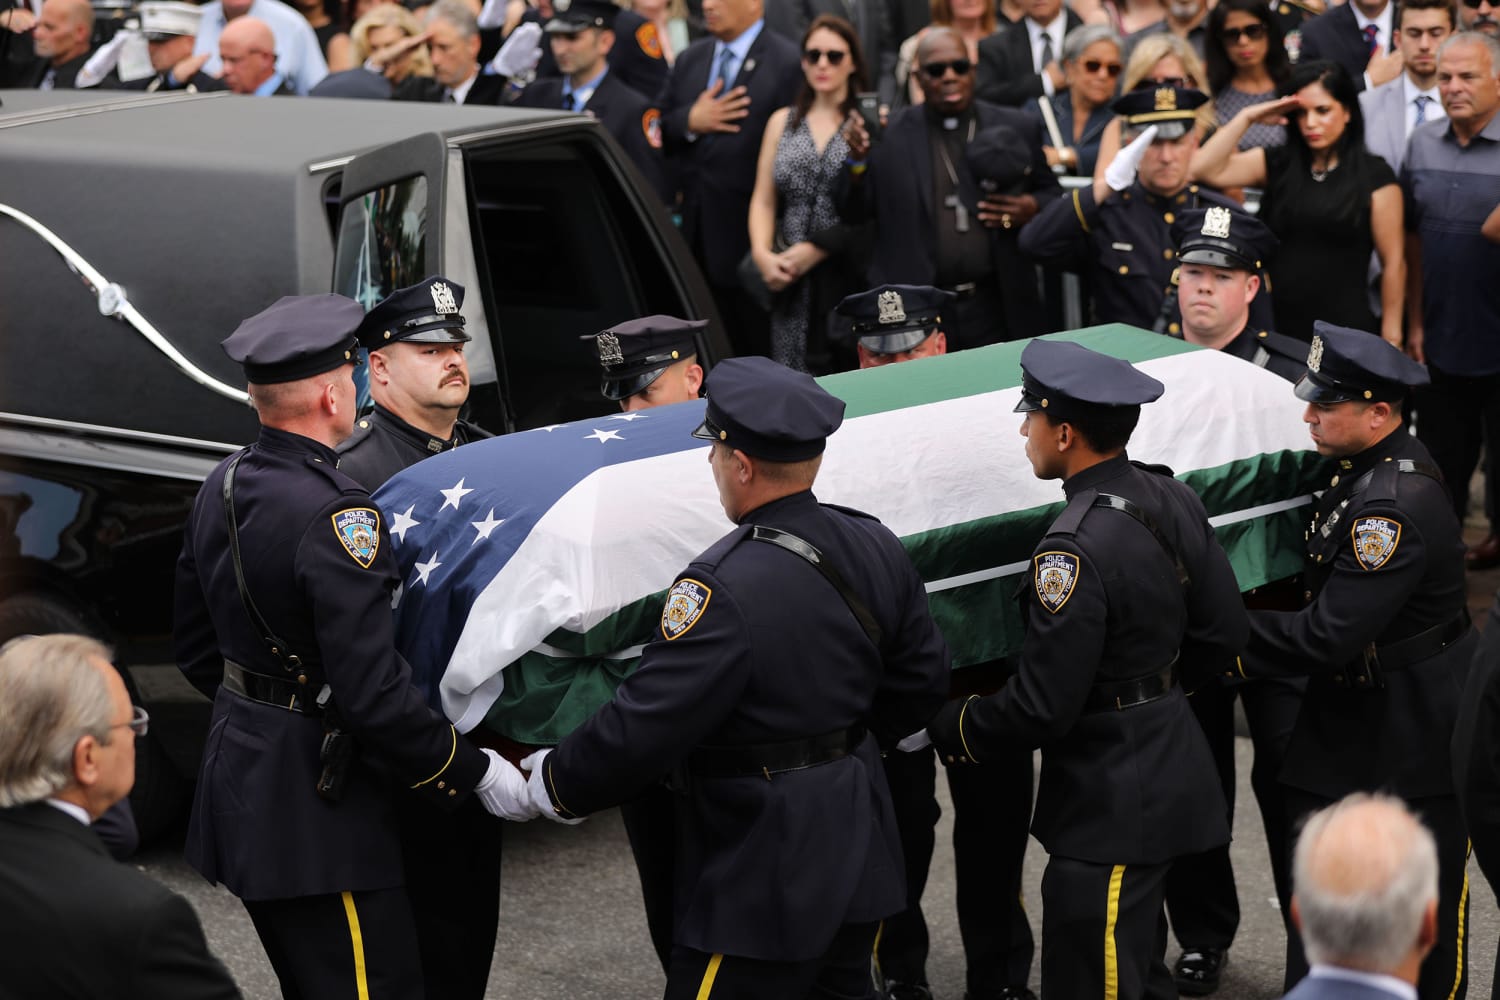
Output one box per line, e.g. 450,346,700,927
1118,265,1129,275
1163,249,1174,260
359,420,369,429
1163,212,1175,224
437,781,446,789
1258,330,1268,339
448,789,457,797
1169,323,1180,334
1331,474,1340,486
1177,193,1188,204
1304,590,1313,601
945,755,957,765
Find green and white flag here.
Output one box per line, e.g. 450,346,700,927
376,326,1322,743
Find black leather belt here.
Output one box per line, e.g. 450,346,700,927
1335,610,1472,688
222,659,320,715
686,725,866,779
1084,664,1175,713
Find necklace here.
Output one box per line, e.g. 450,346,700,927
1310,159,1338,183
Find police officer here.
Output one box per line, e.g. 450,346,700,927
520,356,950,999
174,294,531,999
928,338,1246,1000
336,276,491,491
836,285,1037,1000
587,315,706,414
513,0,668,203
1238,323,1477,1000
1019,86,1275,335
100,1,224,92
1160,206,1306,995
334,277,500,1000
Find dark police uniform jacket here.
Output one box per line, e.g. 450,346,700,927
1207,323,1308,382
544,490,949,960
930,455,1242,864
514,70,669,204
101,67,227,92
1455,589,1500,899
335,403,492,492
1243,429,1473,799
1020,180,1277,334
174,426,487,901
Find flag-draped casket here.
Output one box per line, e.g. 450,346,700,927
374,326,1322,743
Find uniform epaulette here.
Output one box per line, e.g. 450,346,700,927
1046,488,1097,538
822,502,881,523
694,523,755,571
1130,460,1176,478
1257,330,1309,363
306,454,370,497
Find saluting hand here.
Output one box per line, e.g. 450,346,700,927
170,52,211,86
688,79,751,135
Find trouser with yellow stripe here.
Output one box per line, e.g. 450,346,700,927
1283,789,1469,1000
1039,856,1175,1000
663,921,881,1000
244,887,423,1000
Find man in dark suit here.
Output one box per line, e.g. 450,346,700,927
22,0,91,87
0,633,241,1000
840,28,1060,349
659,0,801,357
975,0,1082,107
515,0,669,202
763,0,900,107
1282,795,1439,1000
1296,0,1403,91
395,0,509,103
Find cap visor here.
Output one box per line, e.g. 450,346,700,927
858,329,930,355
1013,392,1043,413
601,367,665,401
395,326,471,344
691,419,718,441
1125,119,1190,142
1177,248,1254,270
544,17,586,31
1293,373,1356,403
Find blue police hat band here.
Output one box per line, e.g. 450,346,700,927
241,336,361,384
690,356,845,462
691,405,831,462
224,294,367,385
375,311,470,345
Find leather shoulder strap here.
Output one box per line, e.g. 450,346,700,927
221,451,305,673
1094,493,1192,587
749,525,884,649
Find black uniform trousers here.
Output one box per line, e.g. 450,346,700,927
1040,856,1175,1000
664,921,882,1000
1282,788,1471,1000
1165,677,1303,951
879,746,1037,996
244,887,423,1000
396,793,504,999
1415,365,1500,533
620,783,681,972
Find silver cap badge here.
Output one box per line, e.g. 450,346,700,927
877,290,906,325
1307,335,1324,373
1201,206,1232,240
430,281,458,315
596,332,624,366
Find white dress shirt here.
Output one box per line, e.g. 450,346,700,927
1027,13,1067,96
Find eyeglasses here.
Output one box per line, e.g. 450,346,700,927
110,705,150,739
921,58,973,78
1135,75,1192,89
803,47,849,66
1220,23,1268,42
1079,58,1123,76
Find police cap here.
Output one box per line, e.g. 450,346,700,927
834,284,954,356
585,315,705,401
545,0,617,32
1295,321,1429,404
1014,338,1165,421
1111,85,1209,141
222,294,363,385
1171,206,1278,272
965,125,1033,193
356,276,469,350
139,1,201,40
692,356,845,461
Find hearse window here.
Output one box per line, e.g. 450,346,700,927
463,138,691,431
332,174,429,311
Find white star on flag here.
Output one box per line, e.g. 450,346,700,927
413,553,443,586
390,504,421,544
471,509,506,543
609,412,648,422
440,478,474,511
584,428,623,443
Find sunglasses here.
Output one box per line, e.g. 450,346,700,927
803,47,849,65
1459,0,1492,8
1220,23,1268,42
1135,75,1191,89
1079,58,1123,76
921,58,973,78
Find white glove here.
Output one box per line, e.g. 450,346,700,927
76,30,130,88
1104,124,1159,192
475,748,540,821
490,21,542,80
520,749,587,825
476,0,507,29
896,729,932,752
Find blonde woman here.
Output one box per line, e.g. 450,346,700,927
352,2,435,83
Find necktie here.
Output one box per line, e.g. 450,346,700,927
1038,32,1055,72
566,92,580,111
443,89,456,103
711,46,735,90
1414,94,1430,125
1362,23,1379,55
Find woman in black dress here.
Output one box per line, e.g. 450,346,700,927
1189,60,1404,345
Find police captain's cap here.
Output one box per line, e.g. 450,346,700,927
584,315,705,400
139,0,202,39
355,276,469,350
692,356,845,461
545,0,617,32
1111,85,1209,141
1295,321,1429,404
834,284,954,355
965,125,1034,192
222,294,364,385
1171,206,1278,272
1014,338,1165,419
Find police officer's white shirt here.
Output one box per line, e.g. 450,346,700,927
1307,965,1417,1000
1026,13,1067,96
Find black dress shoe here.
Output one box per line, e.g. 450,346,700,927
884,981,934,1000
1174,948,1227,996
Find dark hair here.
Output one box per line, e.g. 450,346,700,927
1204,0,1290,95
1046,406,1141,454
1278,59,1365,155
794,15,868,119
1396,0,1456,31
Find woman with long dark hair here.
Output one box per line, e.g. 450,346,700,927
1191,59,1403,344
1204,0,1291,150
748,15,870,372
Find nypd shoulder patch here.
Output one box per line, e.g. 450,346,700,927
333,507,381,568
661,578,712,640
1034,551,1080,614
1351,516,1401,571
